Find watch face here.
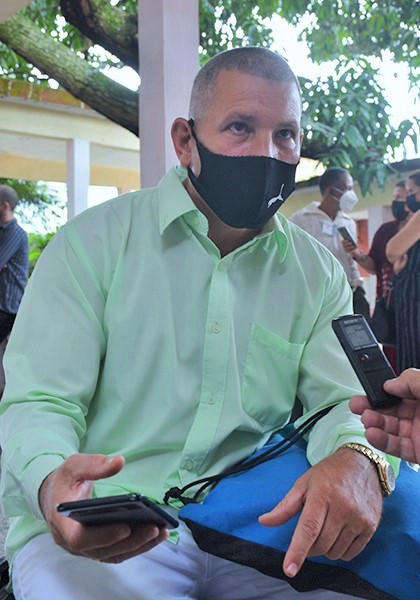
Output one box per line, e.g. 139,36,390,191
385,463,396,491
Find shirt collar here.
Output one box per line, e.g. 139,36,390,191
268,213,289,261
158,165,202,235
157,165,289,259
0,218,17,230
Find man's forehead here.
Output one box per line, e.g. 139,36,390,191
339,173,353,187
213,68,298,92
209,70,301,114
393,185,406,195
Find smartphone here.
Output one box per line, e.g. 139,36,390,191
338,226,357,247
332,314,400,409
56,493,179,529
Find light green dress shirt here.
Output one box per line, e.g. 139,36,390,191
0,166,398,566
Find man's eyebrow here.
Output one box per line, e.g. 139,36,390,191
221,113,300,130
222,113,257,125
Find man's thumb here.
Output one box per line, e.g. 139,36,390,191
64,453,125,482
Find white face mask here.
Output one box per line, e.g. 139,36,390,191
339,189,359,212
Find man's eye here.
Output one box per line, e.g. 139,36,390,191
229,122,250,133
277,129,294,139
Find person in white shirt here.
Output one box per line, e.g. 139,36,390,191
289,167,370,319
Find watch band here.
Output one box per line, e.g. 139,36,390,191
341,442,395,496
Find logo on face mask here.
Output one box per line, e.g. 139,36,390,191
267,184,285,209
187,120,298,229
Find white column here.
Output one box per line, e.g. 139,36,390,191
138,0,199,188
66,139,90,219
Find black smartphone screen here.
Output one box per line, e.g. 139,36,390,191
56,493,179,529
338,226,357,247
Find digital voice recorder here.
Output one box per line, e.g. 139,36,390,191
332,314,400,409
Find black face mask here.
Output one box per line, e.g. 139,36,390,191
391,200,409,221
187,120,297,229
406,193,420,213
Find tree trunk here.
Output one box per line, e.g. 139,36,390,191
0,13,139,136
60,0,139,71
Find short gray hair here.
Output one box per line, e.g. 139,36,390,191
0,185,19,211
189,46,301,120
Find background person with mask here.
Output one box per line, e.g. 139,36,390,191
340,179,409,370
386,170,420,373
289,167,370,319
0,47,389,600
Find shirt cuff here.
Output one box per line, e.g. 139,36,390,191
1,453,66,520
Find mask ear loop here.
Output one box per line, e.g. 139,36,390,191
188,118,197,141
330,186,344,202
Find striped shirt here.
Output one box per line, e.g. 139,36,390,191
0,218,29,314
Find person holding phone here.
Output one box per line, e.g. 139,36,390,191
350,368,420,464
0,47,392,600
289,168,371,321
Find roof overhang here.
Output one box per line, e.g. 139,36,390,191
0,78,140,188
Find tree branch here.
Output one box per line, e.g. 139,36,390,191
60,0,139,71
0,12,139,136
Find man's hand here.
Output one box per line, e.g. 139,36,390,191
350,368,420,464
40,454,169,563
258,448,383,578
342,239,356,254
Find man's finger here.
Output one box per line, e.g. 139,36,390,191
282,496,328,577
258,483,305,527
349,395,371,415
63,454,125,484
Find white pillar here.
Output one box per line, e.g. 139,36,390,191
138,0,199,188
66,139,90,219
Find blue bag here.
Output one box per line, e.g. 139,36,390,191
178,432,420,600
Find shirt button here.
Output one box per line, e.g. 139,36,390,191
212,322,220,333
208,395,216,405
184,459,194,471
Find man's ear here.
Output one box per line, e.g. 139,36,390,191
171,118,194,168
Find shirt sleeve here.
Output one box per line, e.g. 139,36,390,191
0,224,25,268
0,223,108,519
294,261,400,476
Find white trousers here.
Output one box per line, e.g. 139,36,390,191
12,521,362,600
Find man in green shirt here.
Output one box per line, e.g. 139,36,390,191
0,47,393,599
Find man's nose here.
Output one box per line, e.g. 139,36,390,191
252,134,279,160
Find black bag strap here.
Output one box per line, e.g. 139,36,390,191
164,404,334,506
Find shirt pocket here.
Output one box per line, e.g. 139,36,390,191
241,323,305,429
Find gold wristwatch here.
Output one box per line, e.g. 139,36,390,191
341,442,396,496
